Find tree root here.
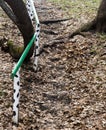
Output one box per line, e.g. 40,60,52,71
40,18,71,25
41,29,58,35
39,19,97,55
69,19,97,38
39,35,69,54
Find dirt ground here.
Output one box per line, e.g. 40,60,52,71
0,1,106,130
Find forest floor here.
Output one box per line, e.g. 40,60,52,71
0,1,106,130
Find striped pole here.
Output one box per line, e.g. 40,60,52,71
12,0,40,127
33,23,40,70
12,33,36,126
26,0,40,70
12,68,20,127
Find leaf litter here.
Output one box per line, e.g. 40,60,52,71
0,1,106,130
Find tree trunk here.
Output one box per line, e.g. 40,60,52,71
0,0,34,61
69,0,106,38
96,0,106,33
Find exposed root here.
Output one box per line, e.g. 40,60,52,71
41,29,58,35
40,18,71,25
69,19,97,38
39,35,69,54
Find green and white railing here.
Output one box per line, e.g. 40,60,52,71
12,0,40,127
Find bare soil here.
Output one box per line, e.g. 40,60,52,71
0,1,106,130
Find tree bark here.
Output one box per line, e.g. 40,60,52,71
0,0,34,61
0,0,17,24
69,0,106,38
96,0,106,33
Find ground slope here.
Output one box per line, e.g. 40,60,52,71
0,1,106,130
